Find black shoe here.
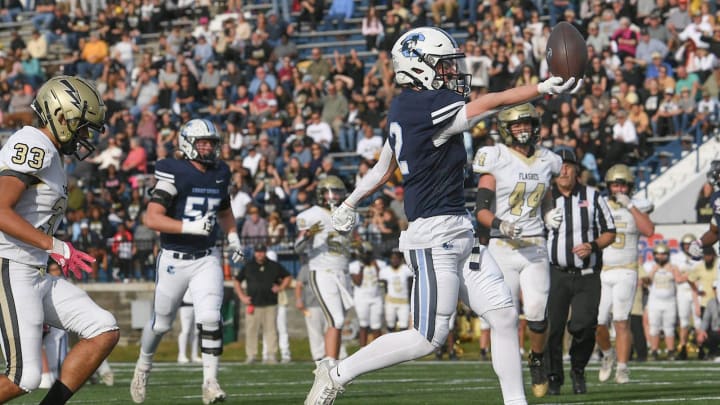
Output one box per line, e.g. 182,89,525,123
667,350,676,361
448,350,458,361
435,349,443,360
651,350,659,361
570,368,586,394
479,349,488,361
548,375,561,395
528,352,548,397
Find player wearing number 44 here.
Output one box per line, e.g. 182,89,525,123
472,103,562,398
0,76,119,404
306,26,582,405
130,118,244,405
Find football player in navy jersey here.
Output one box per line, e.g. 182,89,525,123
690,160,720,258
305,27,582,405
130,119,244,405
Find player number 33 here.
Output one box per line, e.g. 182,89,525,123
11,143,45,170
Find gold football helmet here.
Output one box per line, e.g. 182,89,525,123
31,76,106,160
653,242,670,255
681,233,696,246
497,103,540,146
316,175,347,209
605,164,635,189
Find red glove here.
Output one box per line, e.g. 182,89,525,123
48,238,96,279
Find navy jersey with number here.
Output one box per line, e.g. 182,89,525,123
154,158,231,252
387,88,467,221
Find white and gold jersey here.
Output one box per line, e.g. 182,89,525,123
603,199,640,270
349,259,385,299
379,263,414,304
473,144,561,238
644,261,677,300
297,205,351,273
0,127,66,266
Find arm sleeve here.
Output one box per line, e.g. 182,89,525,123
345,141,395,207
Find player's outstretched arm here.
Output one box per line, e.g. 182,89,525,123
465,77,580,121
345,141,397,208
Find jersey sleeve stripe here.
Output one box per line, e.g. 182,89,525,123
431,103,464,125
0,170,41,186
155,170,175,183
431,100,465,118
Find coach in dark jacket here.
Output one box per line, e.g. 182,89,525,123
543,150,616,395
234,244,291,364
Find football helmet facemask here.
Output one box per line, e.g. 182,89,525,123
497,103,540,146
605,164,635,193
317,175,347,209
178,118,221,165
707,160,720,188
392,27,471,97
32,76,106,160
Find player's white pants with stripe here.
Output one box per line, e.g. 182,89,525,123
488,238,550,322
264,305,291,361
309,270,353,330
334,233,526,404
141,250,224,355
597,269,637,324
647,296,677,337
355,295,384,330
0,259,117,391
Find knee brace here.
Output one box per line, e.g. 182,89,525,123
198,322,223,356
527,319,548,333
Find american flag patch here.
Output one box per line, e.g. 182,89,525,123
578,200,589,208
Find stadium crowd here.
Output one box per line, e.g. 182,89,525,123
0,0,717,276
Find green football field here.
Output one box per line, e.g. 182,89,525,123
12,358,720,404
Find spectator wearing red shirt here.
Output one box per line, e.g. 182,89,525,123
612,17,639,60
121,137,148,177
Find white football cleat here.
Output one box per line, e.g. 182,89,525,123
130,366,150,403
100,370,114,386
39,372,54,389
615,365,630,384
305,359,345,405
177,355,190,364
599,350,616,382
202,378,227,404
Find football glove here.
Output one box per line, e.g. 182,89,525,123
331,202,356,232
48,238,95,280
499,220,522,239
613,193,634,209
543,207,563,230
537,76,583,95
181,213,215,236
227,232,244,263
688,239,704,259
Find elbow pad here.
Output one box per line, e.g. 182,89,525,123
475,188,495,213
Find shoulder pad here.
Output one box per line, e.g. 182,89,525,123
472,145,501,174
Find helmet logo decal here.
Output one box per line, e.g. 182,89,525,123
401,33,425,58
58,78,81,111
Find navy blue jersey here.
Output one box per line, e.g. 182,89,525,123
387,89,467,221
154,158,232,252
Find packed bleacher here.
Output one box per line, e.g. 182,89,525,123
1,0,719,282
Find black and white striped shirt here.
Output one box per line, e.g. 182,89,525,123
547,184,616,271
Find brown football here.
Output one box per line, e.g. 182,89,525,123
546,22,588,81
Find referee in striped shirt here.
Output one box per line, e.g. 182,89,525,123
543,149,616,396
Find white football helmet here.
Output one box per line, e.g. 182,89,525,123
178,118,221,165
31,76,106,160
391,27,471,97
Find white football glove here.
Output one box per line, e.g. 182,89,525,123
331,202,356,233
499,220,522,239
543,207,563,230
613,193,634,209
688,239,704,259
181,213,215,236
537,76,583,95
227,232,245,263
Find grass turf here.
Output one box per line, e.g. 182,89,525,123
14,356,720,404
